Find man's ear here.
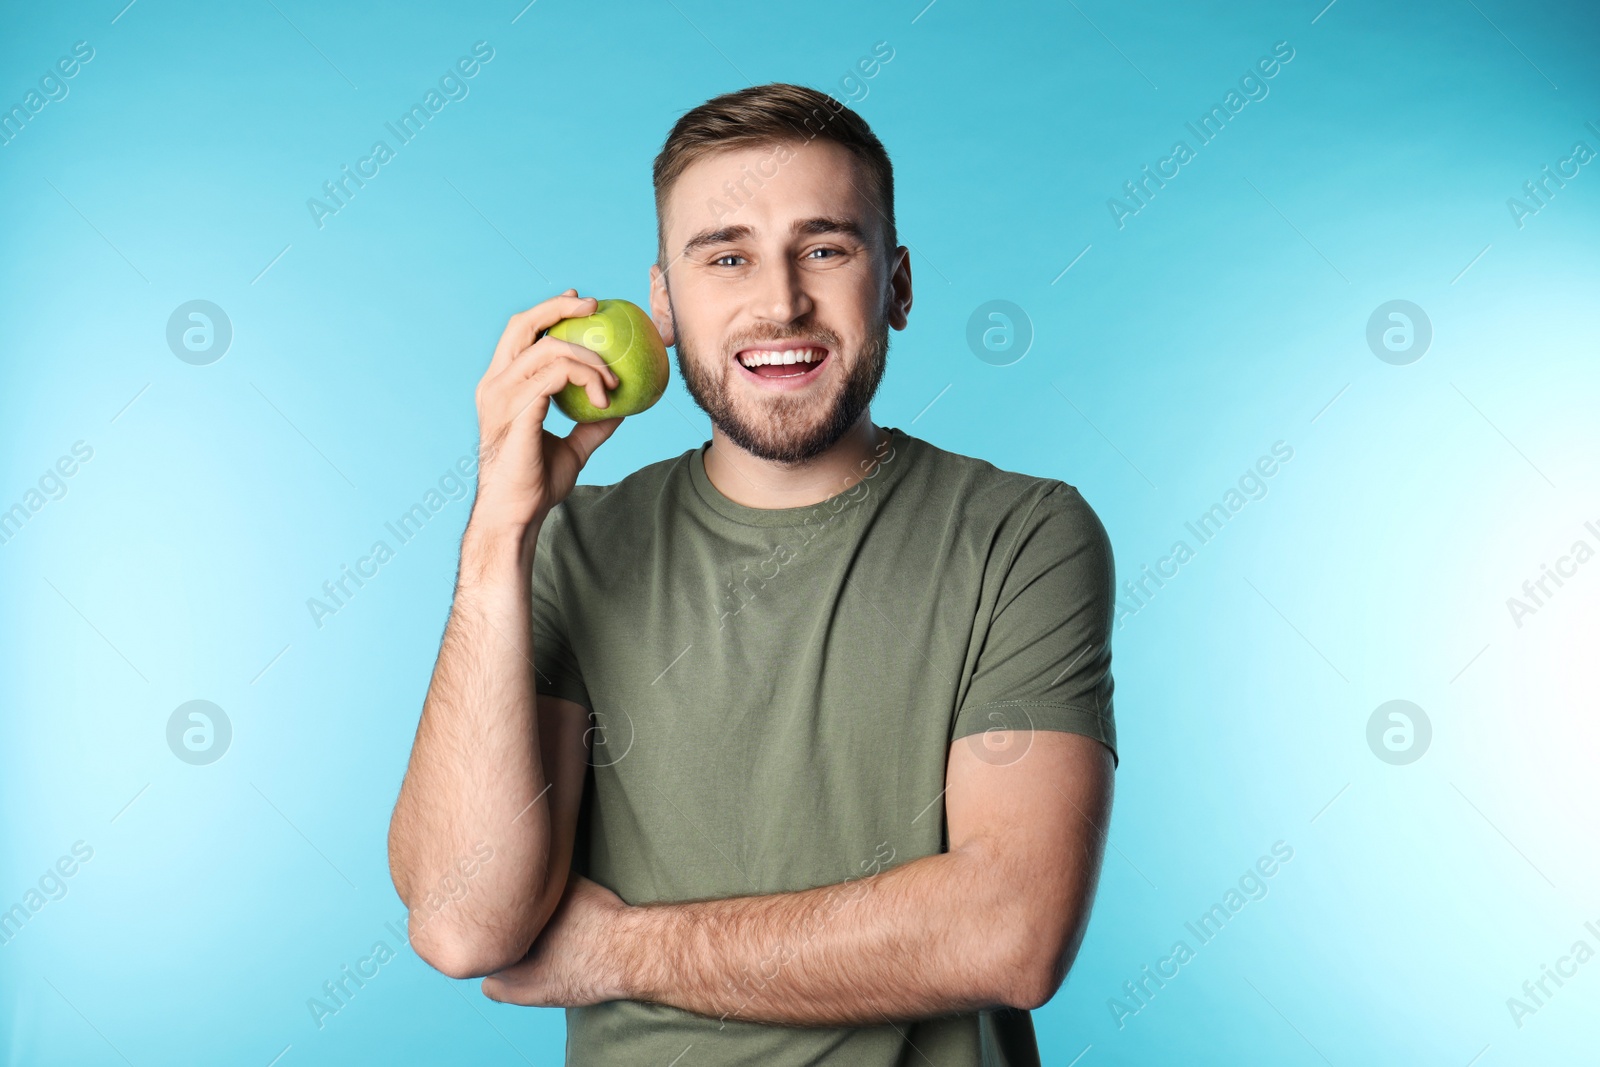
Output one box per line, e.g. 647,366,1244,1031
649,263,677,347
886,245,913,331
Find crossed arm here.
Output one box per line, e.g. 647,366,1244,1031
479,727,1114,1025
387,514,1114,1023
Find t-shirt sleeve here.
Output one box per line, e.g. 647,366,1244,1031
951,483,1118,765
531,504,593,711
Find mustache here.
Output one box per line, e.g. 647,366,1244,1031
725,325,843,353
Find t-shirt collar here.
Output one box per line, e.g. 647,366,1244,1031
685,426,914,528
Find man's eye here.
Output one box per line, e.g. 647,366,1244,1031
713,254,746,267
807,247,842,260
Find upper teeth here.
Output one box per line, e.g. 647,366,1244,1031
739,348,822,368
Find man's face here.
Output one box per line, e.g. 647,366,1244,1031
650,139,910,464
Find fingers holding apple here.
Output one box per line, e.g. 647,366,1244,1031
505,335,621,414
471,289,621,530
545,299,672,424
486,288,592,377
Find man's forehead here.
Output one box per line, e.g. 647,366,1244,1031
665,140,873,242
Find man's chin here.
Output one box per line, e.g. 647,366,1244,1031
714,410,847,465
677,327,887,464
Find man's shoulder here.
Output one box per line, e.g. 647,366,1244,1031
546,447,695,528
897,431,1104,533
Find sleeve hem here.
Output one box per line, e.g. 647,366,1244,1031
952,699,1118,767
535,677,592,711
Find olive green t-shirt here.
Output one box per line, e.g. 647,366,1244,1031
530,425,1117,1066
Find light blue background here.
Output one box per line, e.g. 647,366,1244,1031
3,1,1597,1063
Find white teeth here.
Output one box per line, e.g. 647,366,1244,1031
738,348,823,368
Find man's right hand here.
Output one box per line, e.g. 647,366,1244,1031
471,288,624,532
388,289,615,979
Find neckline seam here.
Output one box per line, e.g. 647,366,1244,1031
687,428,912,528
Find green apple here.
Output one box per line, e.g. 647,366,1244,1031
547,298,671,423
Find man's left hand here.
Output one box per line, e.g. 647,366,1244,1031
480,874,631,1007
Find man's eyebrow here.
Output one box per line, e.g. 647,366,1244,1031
792,215,866,241
680,216,868,256
681,224,753,256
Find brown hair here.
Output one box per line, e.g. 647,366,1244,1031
651,82,896,268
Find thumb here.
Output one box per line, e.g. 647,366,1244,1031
562,416,623,468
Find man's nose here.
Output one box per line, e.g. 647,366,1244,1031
752,255,812,325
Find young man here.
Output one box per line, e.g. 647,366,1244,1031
387,82,1118,1066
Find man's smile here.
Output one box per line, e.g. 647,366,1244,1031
733,342,832,389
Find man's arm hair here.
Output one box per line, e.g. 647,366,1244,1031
609,729,1113,1025
386,521,591,979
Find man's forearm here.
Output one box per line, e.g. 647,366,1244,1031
613,842,1042,1027
388,517,556,976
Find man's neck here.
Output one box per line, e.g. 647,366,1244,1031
703,414,888,510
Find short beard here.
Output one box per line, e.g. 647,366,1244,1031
671,298,890,465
